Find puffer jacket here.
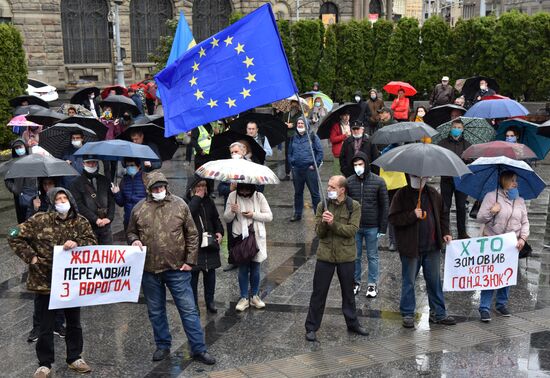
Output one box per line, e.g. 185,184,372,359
185,175,224,270
339,135,380,177
127,171,199,273
114,170,147,227
346,152,389,233
8,187,97,292
438,135,471,182
315,196,360,263
477,189,529,240
288,132,323,169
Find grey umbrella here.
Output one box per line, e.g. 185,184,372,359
4,154,79,179
39,123,98,158
370,122,438,145
372,142,471,178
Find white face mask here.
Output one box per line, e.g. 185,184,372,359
327,190,338,200
297,126,306,134
231,153,242,159
55,202,71,214
83,165,98,174
355,96,361,103
410,176,425,189
152,190,166,201
71,140,82,148
354,165,365,176
480,85,487,91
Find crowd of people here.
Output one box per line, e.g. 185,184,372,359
5,75,534,377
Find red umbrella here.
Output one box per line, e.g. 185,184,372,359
461,141,537,161
482,94,509,100
383,81,417,97
101,85,128,99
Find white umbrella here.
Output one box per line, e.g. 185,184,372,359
195,159,280,185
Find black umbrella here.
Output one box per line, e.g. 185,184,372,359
370,122,438,145
209,130,266,164
228,113,287,147
57,116,107,140
25,108,65,127
70,86,100,105
537,119,550,138
4,154,79,179
39,123,98,158
423,104,467,127
461,76,500,102
118,123,178,161
317,103,361,140
134,114,164,128
13,104,49,116
99,95,140,117
9,95,49,109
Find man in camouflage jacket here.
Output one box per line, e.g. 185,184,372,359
126,171,215,365
8,187,97,376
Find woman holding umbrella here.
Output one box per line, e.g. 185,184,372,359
476,171,529,322
391,89,410,122
223,183,273,312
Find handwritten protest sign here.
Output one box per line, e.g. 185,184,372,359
49,245,146,309
443,232,518,292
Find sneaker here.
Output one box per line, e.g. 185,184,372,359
152,348,170,361
250,295,266,309
68,358,92,373
27,327,39,343
54,325,66,338
366,284,377,298
480,310,492,322
33,366,51,378
496,307,511,317
235,298,250,311
430,315,456,325
402,316,415,328
353,283,361,296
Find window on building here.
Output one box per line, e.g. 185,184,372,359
192,0,232,43
320,2,339,24
130,0,173,63
61,0,111,64
0,0,11,23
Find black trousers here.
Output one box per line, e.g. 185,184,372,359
35,294,83,368
33,294,64,329
305,260,359,332
93,224,113,245
440,178,468,236
284,138,291,175
191,269,216,306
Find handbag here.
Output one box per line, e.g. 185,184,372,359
518,241,532,259
469,200,481,219
198,212,219,251
229,224,259,264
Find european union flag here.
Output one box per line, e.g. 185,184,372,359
155,4,298,137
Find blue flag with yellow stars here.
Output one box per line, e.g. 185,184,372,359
155,4,298,137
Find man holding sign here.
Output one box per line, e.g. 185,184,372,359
8,188,97,377
127,172,216,365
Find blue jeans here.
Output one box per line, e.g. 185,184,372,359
141,270,206,354
292,167,320,216
479,287,510,313
238,261,261,298
400,250,447,320
354,227,379,284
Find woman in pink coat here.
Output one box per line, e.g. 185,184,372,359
476,171,529,322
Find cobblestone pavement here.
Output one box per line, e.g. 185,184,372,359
1,145,549,377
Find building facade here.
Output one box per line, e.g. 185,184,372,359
462,0,550,19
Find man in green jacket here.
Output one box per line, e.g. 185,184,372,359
305,175,370,342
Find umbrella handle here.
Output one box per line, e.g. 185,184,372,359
417,187,427,220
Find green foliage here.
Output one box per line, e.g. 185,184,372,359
149,18,178,74
333,21,367,102
359,21,374,92
277,20,298,88
384,18,421,94
524,12,550,101
229,12,245,24
0,24,27,148
318,24,337,98
370,19,394,93
290,20,324,92
418,16,451,96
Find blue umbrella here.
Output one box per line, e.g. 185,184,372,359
495,119,550,160
464,99,529,119
454,156,546,200
74,140,160,161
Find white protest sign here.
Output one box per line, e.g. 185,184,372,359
49,245,146,309
443,232,519,292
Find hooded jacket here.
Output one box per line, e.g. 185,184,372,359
185,175,224,270
5,139,37,223
288,130,323,169
346,152,389,232
354,91,371,125
339,135,380,178
127,171,199,273
8,187,97,292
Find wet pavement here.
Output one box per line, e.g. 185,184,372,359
1,144,550,377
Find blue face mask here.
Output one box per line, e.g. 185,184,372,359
505,136,517,143
507,187,519,200
450,128,463,138
15,147,26,156
126,166,138,176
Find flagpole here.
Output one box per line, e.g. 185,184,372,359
295,93,327,211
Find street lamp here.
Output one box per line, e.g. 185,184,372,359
114,0,125,87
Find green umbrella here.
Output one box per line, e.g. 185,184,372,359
431,117,495,145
